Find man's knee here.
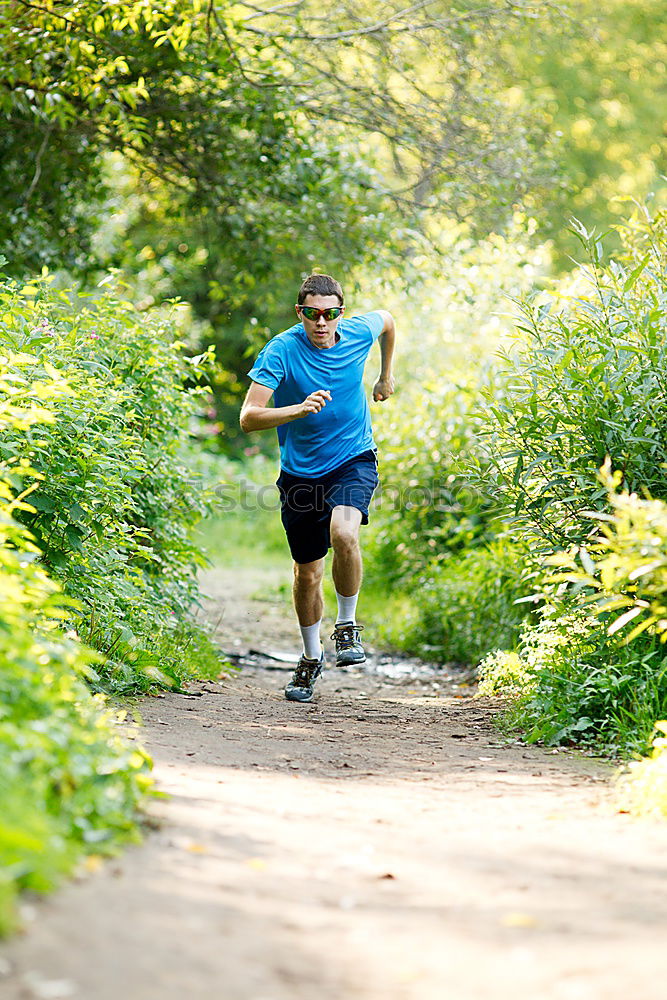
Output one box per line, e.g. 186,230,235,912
330,506,361,551
294,558,324,588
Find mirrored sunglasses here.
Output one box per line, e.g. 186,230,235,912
298,306,343,321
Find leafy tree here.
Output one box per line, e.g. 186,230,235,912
0,1,568,447
1,0,558,445
1,0,559,271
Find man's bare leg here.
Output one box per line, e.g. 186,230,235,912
330,505,363,600
293,557,325,627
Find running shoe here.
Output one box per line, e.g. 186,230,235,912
330,621,366,667
284,649,324,702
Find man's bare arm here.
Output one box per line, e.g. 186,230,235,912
240,382,332,433
373,310,396,401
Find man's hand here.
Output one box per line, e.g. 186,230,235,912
373,375,395,402
300,389,332,416
240,383,332,432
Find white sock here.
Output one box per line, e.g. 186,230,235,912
300,620,322,660
335,591,358,625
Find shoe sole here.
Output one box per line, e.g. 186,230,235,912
285,690,314,702
336,654,366,668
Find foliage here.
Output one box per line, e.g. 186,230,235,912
2,0,300,273
551,466,667,645
0,406,152,936
478,209,667,557
1,0,558,273
377,540,530,666
475,648,527,698
471,207,667,756
1,0,567,452
545,467,667,804
479,607,667,752
616,722,667,819
0,268,223,694
359,204,667,774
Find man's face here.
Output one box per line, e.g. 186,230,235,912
296,294,344,350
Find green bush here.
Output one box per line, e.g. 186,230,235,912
469,207,667,765
0,469,151,935
479,606,667,752
478,211,667,552
540,467,667,795
0,269,228,932
550,464,667,644
1,270,222,693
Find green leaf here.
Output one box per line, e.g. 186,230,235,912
64,525,84,552
29,494,57,513
623,254,650,292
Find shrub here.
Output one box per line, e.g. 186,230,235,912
542,467,667,797
379,539,530,665
0,269,222,693
550,464,667,644
470,207,667,766
479,606,667,752
0,267,226,931
478,211,667,553
0,406,151,934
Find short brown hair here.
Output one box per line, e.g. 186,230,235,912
297,273,344,306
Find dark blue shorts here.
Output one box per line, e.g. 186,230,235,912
276,449,379,565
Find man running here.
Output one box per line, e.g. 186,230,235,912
240,273,396,702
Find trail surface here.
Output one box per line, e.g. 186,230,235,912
2,566,667,1000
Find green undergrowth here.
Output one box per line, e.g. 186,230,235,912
0,268,228,934
473,209,667,814
362,540,529,665
1,268,224,695
0,490,153,936
361,208,667,820
479,608,667,755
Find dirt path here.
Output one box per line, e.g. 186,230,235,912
2,567,667,1000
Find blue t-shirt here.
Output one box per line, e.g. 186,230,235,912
247,311,384,477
